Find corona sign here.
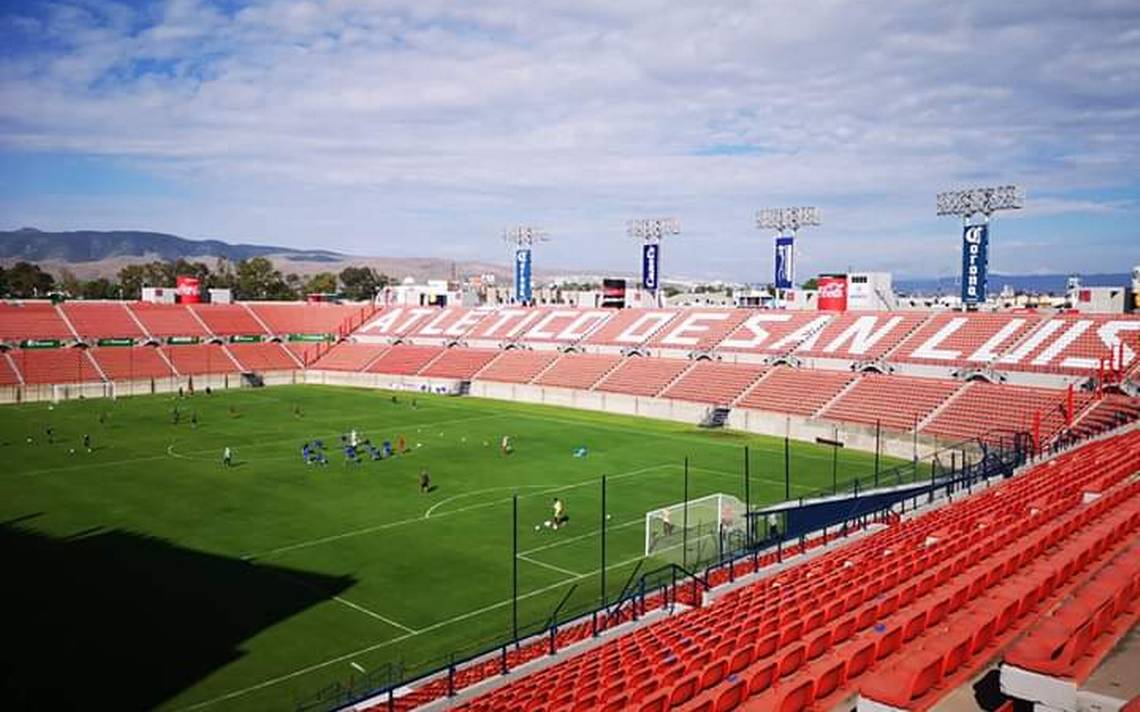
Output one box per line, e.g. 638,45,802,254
960,224,989,307
642,243,660,291
514,249,533,304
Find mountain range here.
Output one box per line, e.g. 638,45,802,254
0,228,512,282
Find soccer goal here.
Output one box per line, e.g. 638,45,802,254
644,493,748,567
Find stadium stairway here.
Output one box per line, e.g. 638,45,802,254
428,428,1140,712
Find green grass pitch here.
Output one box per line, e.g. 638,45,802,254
0,385,901,711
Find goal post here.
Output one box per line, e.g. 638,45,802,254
644,493,748,567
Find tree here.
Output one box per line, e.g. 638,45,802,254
339,266,387,301
117,265,146,299
304,272,338,295
235,257,295,300
5,262,55,297
801,277,819,291
58,268,82,297
172,259,211,283
81,278,118,299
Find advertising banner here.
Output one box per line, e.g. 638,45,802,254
602,278,627,308
642,243,660,291
514,249,533,304
175,275,201,304
775,236,795,290
960,224,989,306
817,275,849,311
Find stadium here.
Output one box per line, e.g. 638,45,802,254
3,2,1140,712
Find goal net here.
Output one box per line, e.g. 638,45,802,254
644,493,748,567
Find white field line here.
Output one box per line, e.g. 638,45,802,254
175,552,648,712
333,596,419,634
242,463,673,561
423,484,549,518
519,517,643,556
517,554,583,578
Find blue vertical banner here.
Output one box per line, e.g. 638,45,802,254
960,224,989,306
514,248,533,304
774,235,795,290
642,243,660,291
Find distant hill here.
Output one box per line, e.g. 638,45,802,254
0,227,343,263
0,228,513,282
895,273,1134,296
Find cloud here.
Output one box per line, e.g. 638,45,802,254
1,0,1139,278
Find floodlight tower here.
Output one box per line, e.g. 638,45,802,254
755,207,821,308
503,226,548,305
935,185,1023,310
627,217,681,307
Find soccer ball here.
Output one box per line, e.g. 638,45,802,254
534,525,540,531
416,443,422,448
69,448,76,455
606,514,612,520
543,520,552,528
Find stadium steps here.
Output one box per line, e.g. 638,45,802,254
190,304,269,337
154,345,180,376
914,381,970,432
877,312,938,361
225,343,301,372
534,353,623,390
365,345,446,375
1065,394,1140,441
593,356,693,397
857,482,1140,711
620,360,760,407
9,347,105,384
999,539,1140,711
447,430,1140,712
811,374,863,419
89,346,176,380
53,304,83,341
122,303,154,340
309,342,389,371
737,367,857,417
418,347,502,379
471,349,560,384
127,303,210,338
241,303,276,336
61,302,146,341
83,349,108,382
819,375,964,433
1,352,25,385
0,302,75,342
185,307,217,339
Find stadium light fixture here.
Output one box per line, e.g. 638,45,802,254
755,207,820,309
626,217,681,243
502,226,549,247
935,186,1023,220
755,207,821,234
627,218,680,307
936,185,1023,312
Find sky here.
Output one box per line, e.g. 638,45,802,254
1,0,1138,281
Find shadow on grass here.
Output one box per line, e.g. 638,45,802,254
0,516,355,711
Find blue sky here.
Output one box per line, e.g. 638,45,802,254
1,0,1138,280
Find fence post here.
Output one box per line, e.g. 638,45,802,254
447,655,456,697
683,457,690,570
500,644,508,676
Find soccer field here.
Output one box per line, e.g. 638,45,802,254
0,385,901,711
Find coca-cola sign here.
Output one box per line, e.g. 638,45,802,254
817,275,847,311
175,275,201,304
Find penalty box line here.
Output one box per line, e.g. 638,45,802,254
176,553,647,712
243,462,674,561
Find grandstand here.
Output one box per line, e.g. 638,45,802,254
1,299,1138,712
2,303,1139,449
